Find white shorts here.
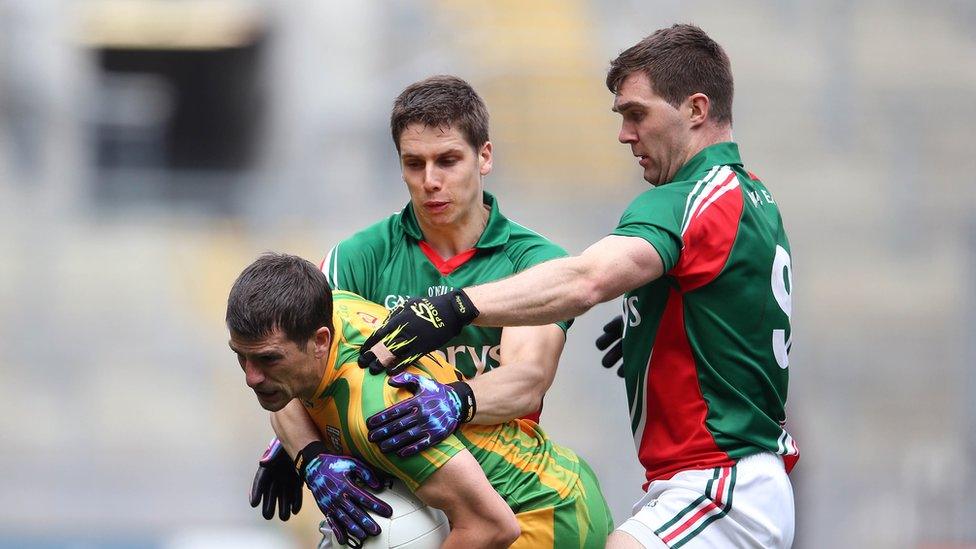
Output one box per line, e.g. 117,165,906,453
615,452,794,548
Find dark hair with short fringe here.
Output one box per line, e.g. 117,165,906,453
390,75,490,152
606,24,734,125
225,253,332,347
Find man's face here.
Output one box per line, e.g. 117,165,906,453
613,71,691,185
228,329,318,412
398,123,492,229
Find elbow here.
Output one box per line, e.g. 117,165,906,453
575,274,609,314
495,515,521,547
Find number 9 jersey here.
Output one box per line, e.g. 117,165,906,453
611,142,799,488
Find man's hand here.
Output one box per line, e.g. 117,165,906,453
358,290,479,375
596,315,625,377
298,442,393,547
366,372,476,457
250,438,303,521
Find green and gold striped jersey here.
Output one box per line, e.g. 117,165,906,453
304,290,588,512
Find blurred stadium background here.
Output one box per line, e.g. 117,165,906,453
1,0,974,547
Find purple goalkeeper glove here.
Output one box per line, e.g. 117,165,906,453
297,441,393,547
366,372,476,457
249,438,303,521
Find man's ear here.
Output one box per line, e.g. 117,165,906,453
312,326,332,358
686,93,710,128
478,141,493,176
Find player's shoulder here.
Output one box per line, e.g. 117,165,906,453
499,218,568,264
332,290,388,323
336,212,405,254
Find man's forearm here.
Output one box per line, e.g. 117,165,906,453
415,451,520,548
466,363,544,425
467,256,600,327
270,399,322,458
467,235,665,327
466,324,564,425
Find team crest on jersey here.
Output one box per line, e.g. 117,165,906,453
325,425,343,453
357,312,379,325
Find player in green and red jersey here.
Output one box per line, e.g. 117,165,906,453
227,254,613,548
320,188,570,403
360,25,797,548
248,75,575,544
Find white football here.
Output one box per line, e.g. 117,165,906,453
317,479,449,548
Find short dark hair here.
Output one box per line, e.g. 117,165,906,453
606,24,734,125
225,253,332,347
390,75,490,152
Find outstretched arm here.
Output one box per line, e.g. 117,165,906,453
358,235,663,375
415,449,520,548
468,235,664,326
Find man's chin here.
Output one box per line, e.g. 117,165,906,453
255,392,287,411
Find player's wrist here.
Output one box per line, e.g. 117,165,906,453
448,289,479,324
447,380,476,423
295,440,330,481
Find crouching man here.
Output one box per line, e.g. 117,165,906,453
226,253,613,548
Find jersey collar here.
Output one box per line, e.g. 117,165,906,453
669,141,743,184
398,191,511,249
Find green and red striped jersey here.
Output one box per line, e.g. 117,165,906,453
611,142,798,487
320,191,571,423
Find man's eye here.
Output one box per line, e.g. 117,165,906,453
405,161,423,170
439,157,458,167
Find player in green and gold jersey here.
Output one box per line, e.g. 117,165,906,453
227,253,612,548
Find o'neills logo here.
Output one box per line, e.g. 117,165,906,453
411,300,444,328
455,295,466,314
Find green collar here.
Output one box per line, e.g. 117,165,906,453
398,191,510,249
670,142,743,184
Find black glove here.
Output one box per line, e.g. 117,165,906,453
595,315,625,378
250,438,303,521
358,290,479,375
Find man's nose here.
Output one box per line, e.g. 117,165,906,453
618,124,636,144
244,361,264,388
424,165,442,191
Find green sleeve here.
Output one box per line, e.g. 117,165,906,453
611,187,686,272
322,218,396,298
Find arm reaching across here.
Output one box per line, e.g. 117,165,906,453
360,235,663,373
365,324,564,455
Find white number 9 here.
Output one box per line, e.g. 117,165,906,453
771,245,792,369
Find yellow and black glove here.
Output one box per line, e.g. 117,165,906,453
358,290,479,375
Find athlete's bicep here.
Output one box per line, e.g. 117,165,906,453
580,235,666,300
